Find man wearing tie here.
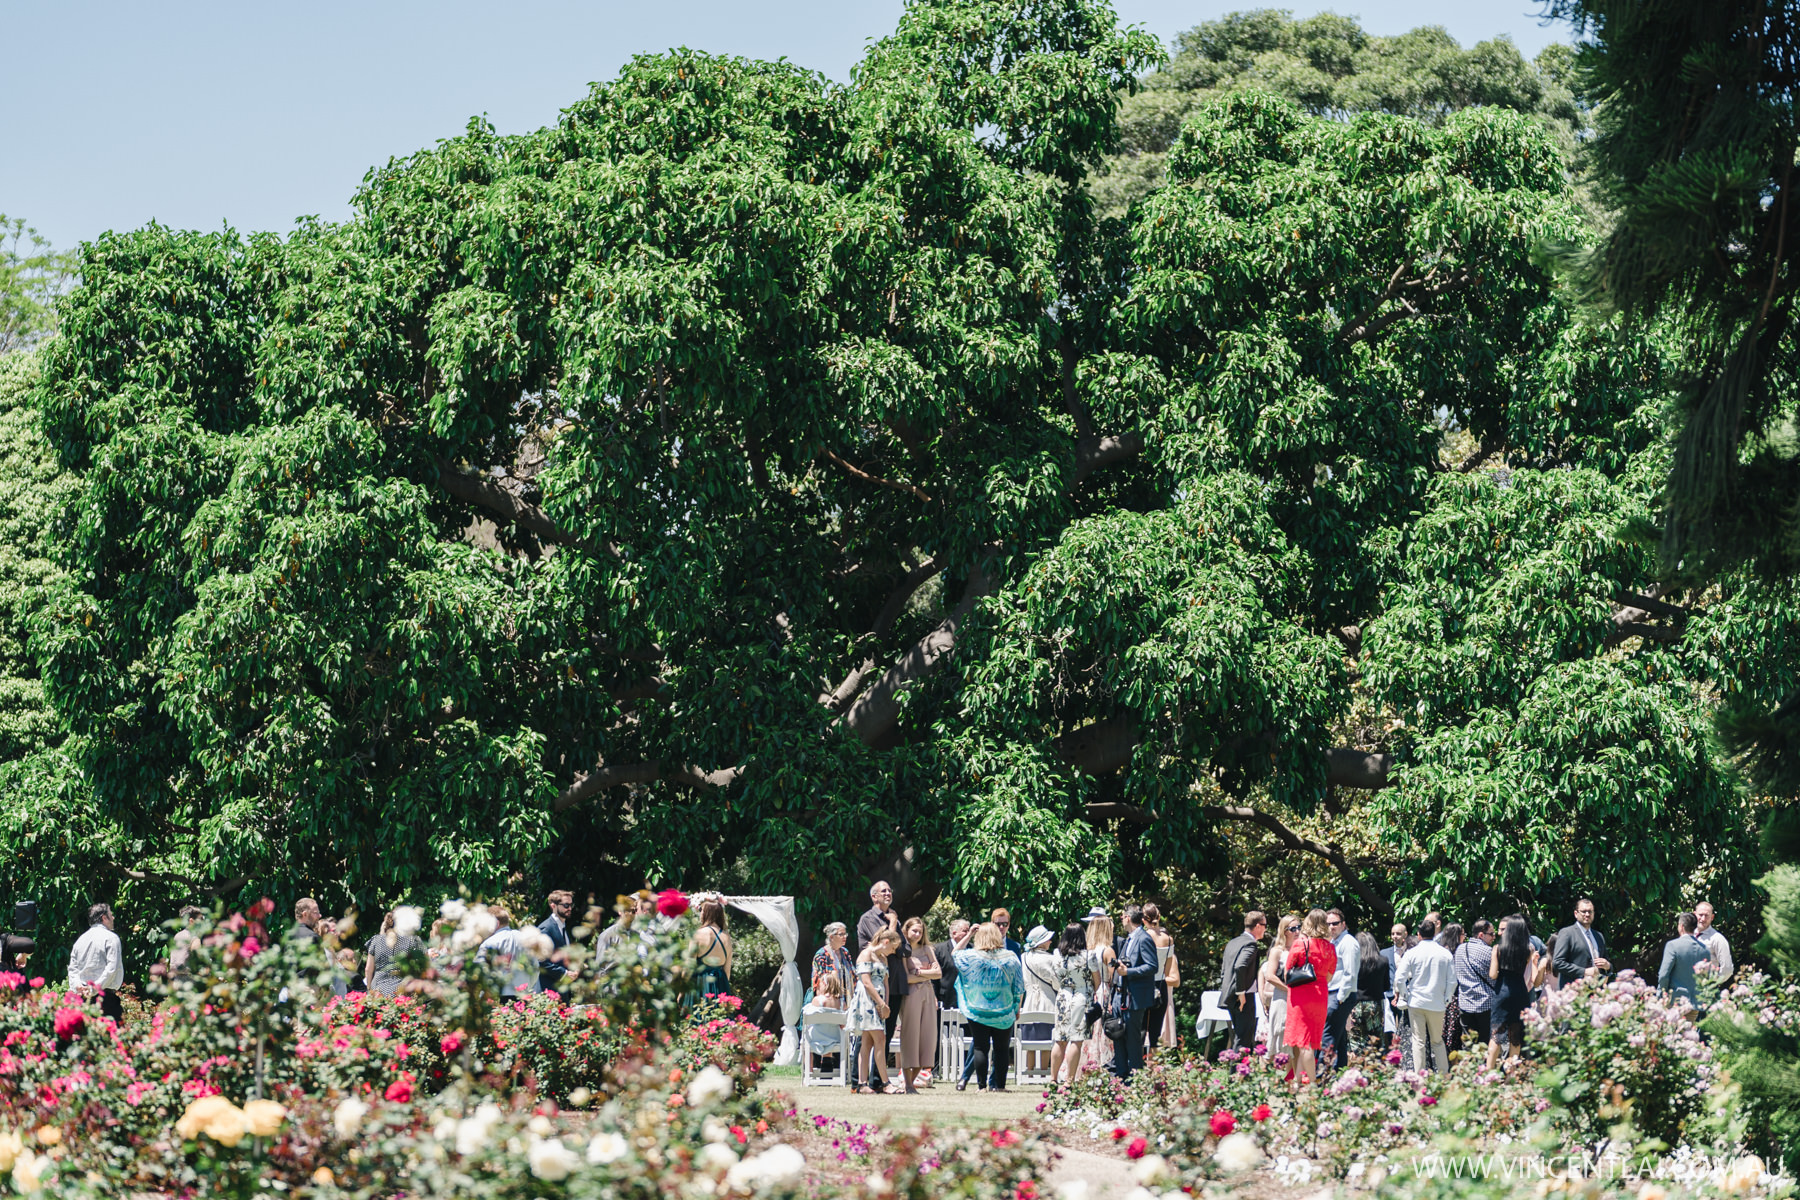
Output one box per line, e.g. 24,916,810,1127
1110,904,1160,1082
1551,897,1612,987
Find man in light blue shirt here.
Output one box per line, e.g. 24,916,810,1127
1322,908,1360,1074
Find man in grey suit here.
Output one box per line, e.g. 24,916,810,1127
1551,897,1612,987
1658,912,1712,1006
1110,904,1160,1082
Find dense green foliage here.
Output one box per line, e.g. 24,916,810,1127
5,0,1799,979
1547,0,1800,788
1093,10,1582,216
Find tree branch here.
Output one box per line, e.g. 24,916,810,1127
818,556,948,710
554,762,743,813
1073,431,1145,485
821,448,932,503
1203,804,1394,923
843,560,995,749
435,457,579,549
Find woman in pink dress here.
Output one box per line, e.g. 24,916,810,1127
1283,908,1337,1085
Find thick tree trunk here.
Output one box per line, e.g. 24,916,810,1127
842,562,994,749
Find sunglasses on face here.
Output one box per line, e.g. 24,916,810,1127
1289,925,1301,932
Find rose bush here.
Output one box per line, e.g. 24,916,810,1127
1527,970,1716,1146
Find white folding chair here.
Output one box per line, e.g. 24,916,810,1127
938,1008,968,1084
1013,1008,1058,1085
801,1008,850,1087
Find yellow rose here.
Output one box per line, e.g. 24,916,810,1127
175,1096,238,1141
311,1166,336,1187
176,1095,250,1147
31,1127,58,1147
201,1105,250,1148
0,1130,23,1172
243,1099,286,1138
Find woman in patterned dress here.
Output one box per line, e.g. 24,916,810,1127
848,927,898,1093
1050,922,1095,1083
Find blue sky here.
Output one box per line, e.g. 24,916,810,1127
4,1,1572,251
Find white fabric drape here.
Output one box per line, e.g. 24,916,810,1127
691,894,803,1065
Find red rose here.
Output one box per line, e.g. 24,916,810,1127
248,897,275,919
990,1128,1021,1147
1016,1184,1040,1200
439,1032,464,1055
384,1076,414,1103
1251,1104,1272,1123
53,1007,85,1040
655,889,690,918
1126,1136,1148,1159
1111,1127,1128,1141
1210,1110,1235,1137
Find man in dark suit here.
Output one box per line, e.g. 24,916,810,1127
537,889,575,993
1110,904,1160,1081
1216,911,1267,1053
932,918,971,1008
1551,897,1612,988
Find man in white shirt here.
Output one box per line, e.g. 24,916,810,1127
1322,908,1361,1073
1695,902,1734,983
68,903,125,1019
475,905,541,997
1392,916,1454,1073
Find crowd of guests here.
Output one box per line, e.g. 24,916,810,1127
804,883,1183,1093
42,885,1741,1098
1216,897,1736,1083
53,890,616,1010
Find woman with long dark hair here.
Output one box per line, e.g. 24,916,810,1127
693,899,733,998
1050,922,1096,1083
1486,914,1548,1070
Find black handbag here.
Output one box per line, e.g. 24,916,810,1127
1283,938,1318,988
1101,985,1132,1040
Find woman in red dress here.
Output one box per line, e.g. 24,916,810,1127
1283,908,1337,1085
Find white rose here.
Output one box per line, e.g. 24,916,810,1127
10,1152,52,1194
393,906,423,937
587,1130,629,1165
528,1115,555,1136
463,908,498,939
455,1103,503,1156
523,929,555,959
698,1142,741,1172
1215,1132,1263,1173
432,1117,457,1142
726,1144,807,1192
1056,1182,1092,1200
866,1170,894,1193
703,1118,730,1144
528,1136,582,1182
1122,1189,1158,1200
440,899,468,922
1132,1155,1168,1185
568,1087,593,1108
686,1065,734,1107
333,1098,370,1139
